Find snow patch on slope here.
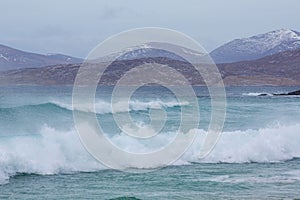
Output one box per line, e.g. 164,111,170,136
210,29,300,63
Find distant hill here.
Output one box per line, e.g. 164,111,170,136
0,48,299,86
218,48,300,86
210,29,300,63
0,44,83,71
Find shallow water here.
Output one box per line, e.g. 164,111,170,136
1,160,300,199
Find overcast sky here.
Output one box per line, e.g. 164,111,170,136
0,0,299,58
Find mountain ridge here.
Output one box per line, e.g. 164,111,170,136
210,28,300,63
0,44,83,71
1,28,299,70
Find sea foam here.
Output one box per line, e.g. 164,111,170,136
0,123,300,184
52,99,189,114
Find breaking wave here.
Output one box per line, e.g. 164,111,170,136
1,123,300,185
0,99,189,115
242,92,273,96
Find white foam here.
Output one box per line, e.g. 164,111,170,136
53,99,188,114
185,123,300,163
1,123,300,184
207,174,300,184
242,92,273,96
0,126,103,185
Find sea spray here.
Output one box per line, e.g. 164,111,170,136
1,123,300,184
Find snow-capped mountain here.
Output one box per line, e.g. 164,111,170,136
0,44,83,71
95,42,206,63
210,29,300,63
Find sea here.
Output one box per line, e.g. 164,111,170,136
0,85,300,199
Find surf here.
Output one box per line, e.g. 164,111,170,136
1,123,300,185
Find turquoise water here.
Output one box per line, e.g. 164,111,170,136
0,86,300,199
1,160,300,199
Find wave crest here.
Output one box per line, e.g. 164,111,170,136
1,123,300,184
0,99,189,115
